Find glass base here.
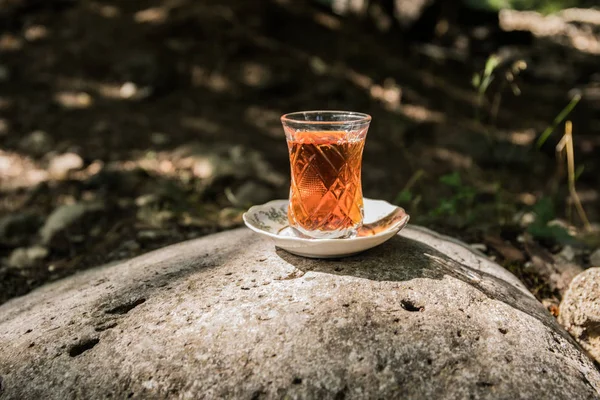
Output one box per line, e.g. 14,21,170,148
290,224,360,239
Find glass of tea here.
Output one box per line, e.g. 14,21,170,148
281,110,371,239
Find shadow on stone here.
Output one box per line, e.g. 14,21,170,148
1,228,599,399
277,234,569,343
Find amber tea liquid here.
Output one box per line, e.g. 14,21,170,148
287,131,365,238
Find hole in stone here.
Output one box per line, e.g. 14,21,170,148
128,393,134,398
457,330,462,337
106,298,146,315
400,299,423,312
393,318,400,323
68,338,100,357
334,267,343,272
25,329,32,334
95,322,118,332
552,334,561,345
292,377,302,385
426,358,432,365
334,386,348,400
476,381,494,387
498,328,508,335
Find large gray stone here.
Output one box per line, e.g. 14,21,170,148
560,268,600,364
0,226,599,399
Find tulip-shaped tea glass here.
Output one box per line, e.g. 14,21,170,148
281,111,371,239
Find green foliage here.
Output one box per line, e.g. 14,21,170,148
472,55,502,122
472,55,500,96
430,172,477,220
530,197,555,224
394,189,413,205
526,197,575,243
536,94,581,148
438,171,463,187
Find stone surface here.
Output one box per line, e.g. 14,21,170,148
1,226,599,399
560,268,600,364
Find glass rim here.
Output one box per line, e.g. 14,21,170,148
281,110,371,125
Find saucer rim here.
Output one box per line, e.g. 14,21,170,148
243,198,409,243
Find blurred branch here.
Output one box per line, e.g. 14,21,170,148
555,121,591,231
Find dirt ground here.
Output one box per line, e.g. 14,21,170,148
1,0,599,306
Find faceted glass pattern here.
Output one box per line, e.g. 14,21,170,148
282,111,370,239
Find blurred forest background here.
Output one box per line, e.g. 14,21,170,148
1,0,599,311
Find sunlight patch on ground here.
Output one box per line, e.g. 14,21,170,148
240,62,272,88
517,192,537,206
0,33,23,51
397,104,445,123
492,128,537,146
99,82,152,100
53,76,152,101
88,2,121,18
54,92,93,109
370,78,402,105
0,150,48,191
330,0,368,16
313,12,342,30
508,129,536,146
191,66,232,93
134,7,168,24
430,148,474,169
24,25,49,42
133,149,214,181
560,8,600,26
500,9,600,55
345,68,373,90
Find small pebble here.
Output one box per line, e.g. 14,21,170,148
8,246,49,268
49,153,84,178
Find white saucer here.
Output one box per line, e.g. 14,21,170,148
243,198,410,258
